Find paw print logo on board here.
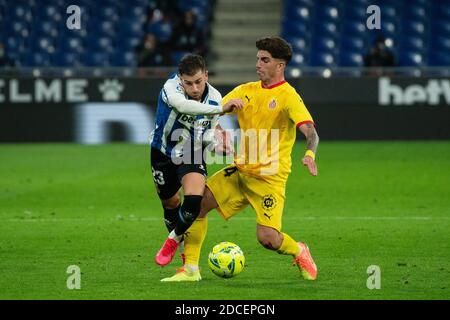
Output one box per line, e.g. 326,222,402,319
99,79,124,101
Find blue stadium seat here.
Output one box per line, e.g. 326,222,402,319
61,37,85,54
342,21,366,36
111,51,136,67
312,37,338,53
398,52,425,67
402,21,427,36
4,37,27,56
118,20,145,38
403,5,427,21
32,21,59,38
117,36,141,52
399,37,425,51
52,52,83,67
310,52,336,67
32,37,55,53
316,6,340,21
24,52,52,67
147,21,174,43
290,52,308,66
285,6,312,22
283,21,310,37
431,36,450,51
341,37,365,52
171,51,190,65
428,52,450,66
339,52,364,67
85,37,114,54
314,22,339,38
83,52,110,67
379,20,397,38
285,36,309,53
343,6,366,20
432,20,450,37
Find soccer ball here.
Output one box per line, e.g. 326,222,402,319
208,241,245,278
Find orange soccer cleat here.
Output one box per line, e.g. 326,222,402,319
293,242,318,280
155,238,179,266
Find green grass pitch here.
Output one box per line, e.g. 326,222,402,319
0,141,449,300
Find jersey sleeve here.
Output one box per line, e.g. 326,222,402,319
162,77,223,115
286,91,314,128
221,85,244,114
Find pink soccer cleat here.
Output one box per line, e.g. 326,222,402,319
293,242,318,280
155,238,179,266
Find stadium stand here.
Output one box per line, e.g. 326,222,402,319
0,0,449,72
282,0,450,68
0,0,214,67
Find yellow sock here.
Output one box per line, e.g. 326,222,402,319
184,217,208,267
276,232,300,257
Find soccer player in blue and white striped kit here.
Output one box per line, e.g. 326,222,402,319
150,54,243,270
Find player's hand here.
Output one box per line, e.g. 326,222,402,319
222,99,244,113
302,156,317,176
214,129,234,155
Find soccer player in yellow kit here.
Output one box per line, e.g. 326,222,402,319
161,36,319,282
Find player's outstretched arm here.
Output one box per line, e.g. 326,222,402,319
298,122,319,176
221,98,244,114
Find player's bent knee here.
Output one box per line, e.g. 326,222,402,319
198,187,217,217
162,193,181,209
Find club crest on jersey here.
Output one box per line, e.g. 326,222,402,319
268,98,277,109
262,194,277,211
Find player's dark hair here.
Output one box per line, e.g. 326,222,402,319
256,36,293,64
178,54,206,76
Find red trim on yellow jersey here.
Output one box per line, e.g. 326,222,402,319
296,120,315,128
261,80,286,89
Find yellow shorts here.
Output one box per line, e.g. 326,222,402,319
206,165,286,231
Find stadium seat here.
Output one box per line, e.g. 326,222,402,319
283,21,310,38
342,21,366,36
111,51,136,67
314,22,339,38
312,37,338,53
83,52,110,67
398,52,425,67
310,52,336,67
52,52,83,67
286,36,309,53
339,52,364,67
428,52,450,66
316,6,340,21
171,51,190,65
399,37,425,51
341,37,365,52
402,21,427,36
432,20,450,37
285,6,312,22
290,52,308,66
343,6,366,20
147,21,173,43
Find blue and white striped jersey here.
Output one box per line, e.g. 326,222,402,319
150,74,222,158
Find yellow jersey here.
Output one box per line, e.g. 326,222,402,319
223,80,314,184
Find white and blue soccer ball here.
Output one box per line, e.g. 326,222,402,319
208,241,245,278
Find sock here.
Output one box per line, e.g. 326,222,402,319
168,230,183,243
276,232,300,257
174,195,203,236
163,205,181,232
184,217,208,267
185,264,199,272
